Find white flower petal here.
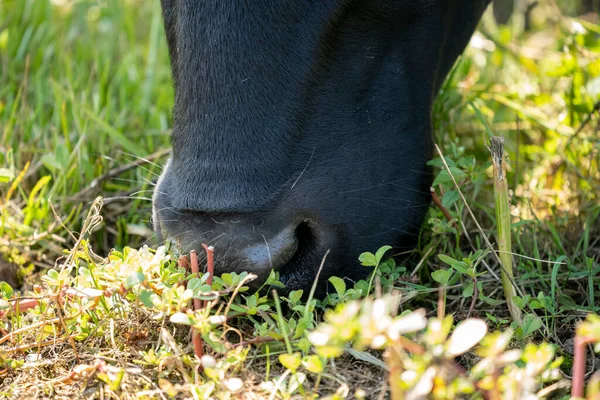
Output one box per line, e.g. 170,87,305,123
387,309,427,340
446,318,487,357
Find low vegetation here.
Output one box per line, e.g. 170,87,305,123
1,0,599,398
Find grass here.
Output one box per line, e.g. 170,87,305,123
1,0,172,263
1,0,599,398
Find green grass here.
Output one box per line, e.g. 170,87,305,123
1,0,600,398
1,0,173,260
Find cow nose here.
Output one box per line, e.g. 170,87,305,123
165,214,313,290
233,224,299,284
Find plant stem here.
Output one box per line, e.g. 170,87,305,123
489,136,522,324
386,346,405,400
272,290,293,354
572,334,592,398
189,250,204,360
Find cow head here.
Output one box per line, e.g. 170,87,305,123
153,0,490,293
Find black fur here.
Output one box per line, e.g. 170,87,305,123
153,0,491,293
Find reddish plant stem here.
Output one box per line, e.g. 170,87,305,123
201,244,214,286
387,346,404,400
201,244,215,312
178,255,189,271
397,336,425,355
437,286,445,319
430,187,457,229
490,370,501,400
3,285,107,319
466,275,479,319
9,298,39,314
572,335,593,398
189,250,204,360
233,336,277,348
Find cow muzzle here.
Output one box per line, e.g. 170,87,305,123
154,207,317,290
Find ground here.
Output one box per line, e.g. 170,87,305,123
0,0,599,399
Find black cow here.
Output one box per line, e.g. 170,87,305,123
153,0,491,293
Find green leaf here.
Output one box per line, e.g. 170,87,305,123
457,155,476,170
432,167,467,186
512,295,531,310
40,149,68,173
427,157,456,168
438,254,471,276
47,269,59,280
297,337,312,354
551,256,568,311
221,273,234,286
0,167,14,183
302,355,324,373
279,352,302,371
521,313,543,337
374,245,392,264
266,270,285,288
124,272,146,288
0,281,13,298
380,258,396,273
537,291,554,312
470,101,495,140
354,280,369,294
438,254,463,269
431,269,451,285
246,294,257,309
358,252,377,267
328,276,346,297
462,282,474,298
187,272,210,293
486,312,498,323
187,277,203,293
288,290,303,304
229,303,247,313
529,299,543,309
202,332,228,354
139,290,155,308
485,312,509,324
480,295,505,306
294,318,310,339
441,189,460,209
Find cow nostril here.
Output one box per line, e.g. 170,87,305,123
294,221,314,251
270,220,319,288
286,220,316,269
